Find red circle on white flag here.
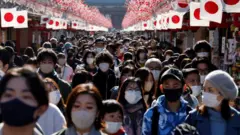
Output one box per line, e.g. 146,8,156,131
144,23,147,27
17,15,25,24
204,1,219,14
4,12,13,22
73,23,77,26
49,20,53,25
194,8,200,20
154,21,157,26
56,21,59,26
224,0,239,5
172,15,180,24
178,3,188,8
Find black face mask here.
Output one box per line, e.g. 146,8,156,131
163,88,183,102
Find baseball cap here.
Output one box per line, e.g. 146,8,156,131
161,68,184,83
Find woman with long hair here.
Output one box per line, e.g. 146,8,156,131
117,77,147,135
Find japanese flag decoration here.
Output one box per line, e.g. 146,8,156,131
223,0,240,13
46,18,55,29
171,0,189,13
200,0,223,23
190,2,209,26
156,14,162,30
14,10,28,28
168,11,184,29
40,15,49,24
53,18,61,30
1,8,16,28
62,20,67,29
71,21,78,29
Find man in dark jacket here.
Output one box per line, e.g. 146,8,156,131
37,48,71,103
93,51,116,99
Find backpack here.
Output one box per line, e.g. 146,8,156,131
151,105,192,135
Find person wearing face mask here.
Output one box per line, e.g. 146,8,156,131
142,68,192,135
43,78,66,114
117,77,147,135
76,50,97,76
94,36,106,54
135,68,155,106
100,100,127,135
182,68,201,108
38,78,66,135
54,83,107,135
193,40,218,70
185,70,240,135
191,57,216,85
135,47,148,68
110,66,135,99
37,49,71,103
145,58,162,93
57,53,73,83
0,67,48,135
93,51,116,100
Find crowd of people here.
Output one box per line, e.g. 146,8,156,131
0,33,239,135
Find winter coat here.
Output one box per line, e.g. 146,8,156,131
123,102,146,135
185,107,240,135
142,95,191,135
93,69,116,99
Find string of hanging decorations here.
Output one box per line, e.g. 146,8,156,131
1,0,112,28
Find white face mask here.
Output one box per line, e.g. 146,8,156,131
49,91,62,105
191,85,202,97
202,92,222,108
165,55,171,60
125,90,142,104
99,63,109,72
58,59,66,66
144,81,153,92
86,58,94,65
71,110,96,130
197,52,209,58
120,48,125,54
105,122,122,134
95,47,104,53
200,75,206,84
40,64,54,74
151,70,160,81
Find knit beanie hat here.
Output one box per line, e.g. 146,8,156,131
205,70,238,100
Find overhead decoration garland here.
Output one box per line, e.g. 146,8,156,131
1,0,112,28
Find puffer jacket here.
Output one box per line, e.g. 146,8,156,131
185,107,240,135
142,95,191,135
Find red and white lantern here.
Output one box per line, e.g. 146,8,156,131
200,0,223,23
190,2,209,26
